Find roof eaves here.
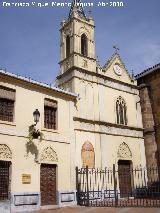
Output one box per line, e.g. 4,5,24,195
135,63,160,79
0,69,78,98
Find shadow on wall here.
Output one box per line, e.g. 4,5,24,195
26,141,39,160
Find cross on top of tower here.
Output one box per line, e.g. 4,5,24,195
88,10,92,15
68,0,87,20
113,45,120,53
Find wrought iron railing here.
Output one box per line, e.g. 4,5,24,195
76,165,160,207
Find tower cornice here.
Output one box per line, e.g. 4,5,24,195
59,52,96,65
60,16,95,32
57,66,139,90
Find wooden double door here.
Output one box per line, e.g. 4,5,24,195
118,160,132,197
40,164,57,205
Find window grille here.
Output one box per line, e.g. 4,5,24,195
0,86,15,122
0,161,11,201
44,99,57,130
0,98,14,122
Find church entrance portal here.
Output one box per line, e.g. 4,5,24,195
118,160,132,197
40,164,57,206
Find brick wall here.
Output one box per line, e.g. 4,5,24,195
137,68,160,168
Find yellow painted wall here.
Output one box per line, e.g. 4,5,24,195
0,76,76,195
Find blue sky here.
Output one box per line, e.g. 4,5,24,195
0,0,160,84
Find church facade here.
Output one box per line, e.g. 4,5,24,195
57,2,145,170
0,1,146,212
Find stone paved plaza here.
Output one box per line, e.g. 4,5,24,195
30,207,160,213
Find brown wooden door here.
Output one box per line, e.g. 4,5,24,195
40,164,57,205
118,160,132,197
0,161,11,201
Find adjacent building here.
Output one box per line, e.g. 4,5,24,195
0,69,77,212
136,63,160,168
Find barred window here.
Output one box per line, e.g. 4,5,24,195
0,86,15,122
0,99,14,122
116,96,127,125
44,99,57,130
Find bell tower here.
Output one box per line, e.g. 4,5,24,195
57,0,96,91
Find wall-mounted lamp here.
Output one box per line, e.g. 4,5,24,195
33,109,40,125
29,109,41,139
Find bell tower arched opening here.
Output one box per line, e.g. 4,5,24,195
81,33,88,56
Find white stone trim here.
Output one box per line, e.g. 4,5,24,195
0,128,70,144
58,69,139,95
40,146,58,164
0,69,77,98
117,142,132,159
74,120,143,138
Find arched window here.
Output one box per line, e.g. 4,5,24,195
116,97,127,125
81,141,95,168
66,35,70,58
81,34,87,56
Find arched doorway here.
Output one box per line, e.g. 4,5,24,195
81,141,95,168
